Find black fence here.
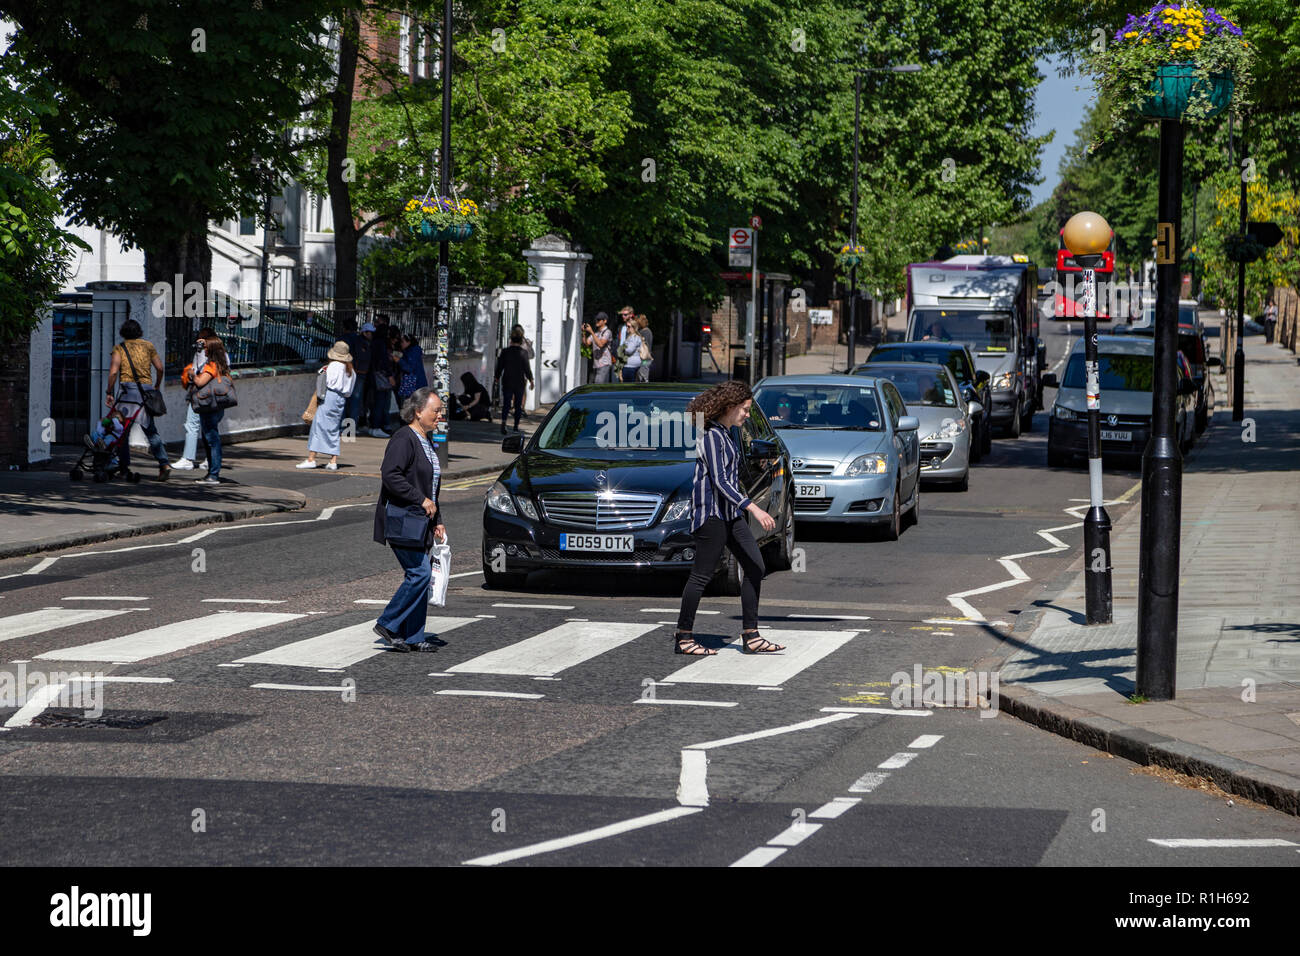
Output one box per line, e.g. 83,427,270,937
164,288,485,374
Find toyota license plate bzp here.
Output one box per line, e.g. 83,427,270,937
559,533,634,552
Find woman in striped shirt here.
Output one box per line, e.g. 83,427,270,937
674,380,784,655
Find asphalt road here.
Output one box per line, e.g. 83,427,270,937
2,320,1299,868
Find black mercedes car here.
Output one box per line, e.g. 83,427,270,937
481,383,795,594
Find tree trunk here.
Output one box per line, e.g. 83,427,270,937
143,227,213,315
326,12,361,332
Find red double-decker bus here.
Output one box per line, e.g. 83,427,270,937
1053,227,1117,320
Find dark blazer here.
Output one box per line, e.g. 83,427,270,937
373,424,443,548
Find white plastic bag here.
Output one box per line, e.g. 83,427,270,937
428,534,451,606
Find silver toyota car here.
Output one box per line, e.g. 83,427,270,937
853,361,977,490
752,375,921,539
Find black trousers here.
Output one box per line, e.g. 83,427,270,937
677,517,765,632
501,385,525,427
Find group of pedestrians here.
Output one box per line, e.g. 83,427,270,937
582,306,654,383
104,320,231,486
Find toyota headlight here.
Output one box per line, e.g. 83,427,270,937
924,418,967,442
662,499,692,523
846,454,889,476
992,371,1015,391
486,481,518,515
1053,405,1077,421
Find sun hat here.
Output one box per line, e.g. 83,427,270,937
327,341,353,363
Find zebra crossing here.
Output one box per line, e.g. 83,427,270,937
0,603,867,693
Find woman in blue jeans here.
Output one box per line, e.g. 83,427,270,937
174,327,215,471
372,387,446,653
185,337,232,486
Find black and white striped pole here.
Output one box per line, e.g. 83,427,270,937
1063,211,1113,625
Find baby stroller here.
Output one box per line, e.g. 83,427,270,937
69,403,146,484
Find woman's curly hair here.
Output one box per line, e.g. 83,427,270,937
686,379,752,422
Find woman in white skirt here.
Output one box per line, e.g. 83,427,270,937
298,341,356,471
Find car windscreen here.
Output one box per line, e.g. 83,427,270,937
910,309,1014,351
1062,353,1154,392
754,384,883,430
862,347,970,384
864,367,958,407
534,393,698,459
1141,305,1199,326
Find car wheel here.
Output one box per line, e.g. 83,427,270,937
763,495,795,571
881,481,902,541
1019,400,1034,433
1006,403,1022,439
1195,403,1208,434
905,482,920,527
708,549,743,596
482,565,528,590
955,469,969,492
981,417,992,455
968,425,982,464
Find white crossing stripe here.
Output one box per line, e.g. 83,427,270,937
36,612,302,663
0,608,138,642
235,617,478,670
464,807,703,866
908,734,944,749
448,621,659,677
810,798,861,819
661,629,857,687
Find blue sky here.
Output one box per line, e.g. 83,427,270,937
1029,55,1095,207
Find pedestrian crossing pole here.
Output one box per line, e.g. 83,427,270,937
1063,212,1113,625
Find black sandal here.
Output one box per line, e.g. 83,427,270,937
674,631,717,656
740,629,785,654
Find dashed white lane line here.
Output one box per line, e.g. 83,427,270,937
767,822,823,847
491,603,575,610
202,598,287,605
435,689,544,700
463,806,704,866
637,699,737,708
820,706,932,717
786,614,872,621
62,596,149,601
810,798,861,819
1148,838,1298,848
908,734,944,749
878,752,918,769
730,847,787,868
641,608,718,614
848,772,890,793
250,683,352,692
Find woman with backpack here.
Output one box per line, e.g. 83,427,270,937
298,341,356,471
182,336,234,486
673,379,783,656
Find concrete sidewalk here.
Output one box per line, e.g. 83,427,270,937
0,414,539,561
984,333,1300,814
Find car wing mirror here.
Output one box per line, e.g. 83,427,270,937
896,415,920,432
967,400,983,416
1206,355,1222,368
1040,372,1059,389
748,438,779,459
501,434,524,453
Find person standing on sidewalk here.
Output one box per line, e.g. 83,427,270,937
673,380,783,656
620,322,644,383
635,314,654,382
395,332,428,402
173,326,216,472
511,323,535,361
298,341,356,471
373,387,447,653
105,319,171,481
583,313,614,383
341,321,374,432
368,319,396,437
494,328,534,433
186,336,233,486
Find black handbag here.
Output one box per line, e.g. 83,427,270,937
384,502,430,549
121,344,167,417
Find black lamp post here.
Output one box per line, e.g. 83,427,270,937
433,0,453,468
845,61,921,371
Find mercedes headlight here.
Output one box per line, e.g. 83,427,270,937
846,454,889,476
992,371,1015,391
486,481,518,515
1053,405,1078,422
924,418,967,442
517,497,539,521
662,499,692,523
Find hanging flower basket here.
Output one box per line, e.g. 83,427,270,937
1139,62,1234,120
403,195,481,242
836,243,866,269
1083,2,1253,138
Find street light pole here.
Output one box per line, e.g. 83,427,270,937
1137,118,1185,701
433,0,453,468
1233,118,1247,422
848,71,861,372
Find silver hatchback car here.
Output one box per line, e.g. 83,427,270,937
752,375,921,539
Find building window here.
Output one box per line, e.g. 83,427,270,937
399,14,411,75
415,26,426,78
240,215,256,236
